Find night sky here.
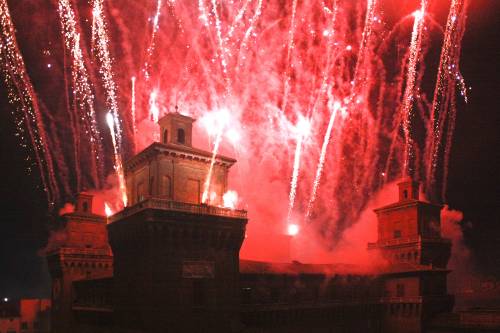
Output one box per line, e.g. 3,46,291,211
0,0,499,299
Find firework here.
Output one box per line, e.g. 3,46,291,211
104,202,113,217
92,0,122,146
149,90,160,123
0,1,470,250
287,115,311,223
143,0,163,80
400,1,427,176
222,190,238,209
426,0,469,198
201,108,230,204
306,100,341,218
0,0,59,205
131,76,137,149
106,113,127,208
57,0,104,188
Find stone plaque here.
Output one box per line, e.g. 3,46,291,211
182,260,215,278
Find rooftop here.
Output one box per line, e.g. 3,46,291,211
125,142,236,171
373,198,442,213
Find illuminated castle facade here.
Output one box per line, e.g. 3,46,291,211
369,179,454,333
46,112,456,333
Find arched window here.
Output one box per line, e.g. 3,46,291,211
163,129,168,143
177,128,185,144
403,190,408,199
82,201,88,212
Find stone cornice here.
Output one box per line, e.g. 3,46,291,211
373,199,442,214
125,142,236,172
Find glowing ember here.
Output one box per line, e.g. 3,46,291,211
222,190,238,209
104,202,113,217
287,224,299,236
149,90,160,123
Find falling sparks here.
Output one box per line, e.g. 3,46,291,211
143,0,163,80
57,0,104,188
201,108,230,204
131,76,137,148
106,112,127,208
281,0,298,112
0,0,59,205
0,1,470,244
92,0,122,146
426,0,469,198
287,115,311,222
306,100,341,218
401,1,427,176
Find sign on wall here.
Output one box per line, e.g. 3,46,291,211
182,260,215,278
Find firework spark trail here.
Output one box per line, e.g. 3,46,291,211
2,1,471,246
131,76,137,149
202,130,223,204
143,0,163,80
210,0,230,90
198,0,209,26
149,90,160,123
226,0,252,39
58,0,104,188
426,0,468,192
287,115,310,223
302,4,340,219
62,47,82,192
0,0,59,205
201,108,229,204
239,0,262,53
306,101,340,218
350,0,377,96
281,0,298,112
401,1,427,177
91,0,122,146
106,113,127,207
440,4,468,200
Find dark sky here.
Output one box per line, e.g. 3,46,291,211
0,0,499,299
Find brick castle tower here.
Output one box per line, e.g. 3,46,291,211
107,112,248,332
45,193,113,333
369,179,454,333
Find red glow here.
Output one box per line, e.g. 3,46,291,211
0,0,469,266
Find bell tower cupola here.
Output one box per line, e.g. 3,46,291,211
75,192,93,214
158,109,195,147
398,178,419,201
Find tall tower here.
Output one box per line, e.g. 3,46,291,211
45,193,113,333
369,179,453,333
108,112,248,332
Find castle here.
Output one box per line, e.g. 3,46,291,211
45,112,456,333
